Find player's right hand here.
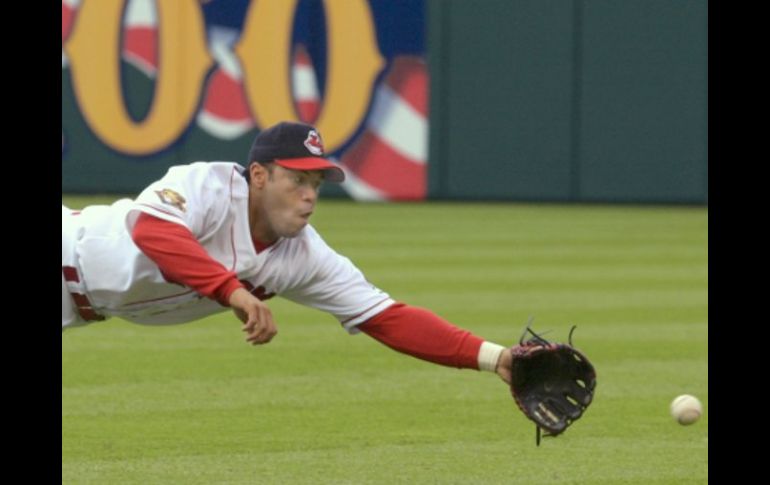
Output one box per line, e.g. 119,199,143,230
228,288,278,345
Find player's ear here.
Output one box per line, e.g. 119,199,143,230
249,162,269,188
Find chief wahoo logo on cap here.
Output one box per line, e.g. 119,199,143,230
303,130,324,156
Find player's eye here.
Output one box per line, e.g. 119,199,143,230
292,172,323,190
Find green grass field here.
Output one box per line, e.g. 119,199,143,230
62,197,708,484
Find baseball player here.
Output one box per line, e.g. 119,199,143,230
62,121,514,384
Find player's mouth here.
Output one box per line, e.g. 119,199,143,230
300,211,313,220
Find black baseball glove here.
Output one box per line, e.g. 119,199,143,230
509,322,597,445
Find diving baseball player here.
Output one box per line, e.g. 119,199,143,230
62,121,513,383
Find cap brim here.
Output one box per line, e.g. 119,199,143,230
274,157,346,183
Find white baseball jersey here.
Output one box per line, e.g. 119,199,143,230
61,162,394,331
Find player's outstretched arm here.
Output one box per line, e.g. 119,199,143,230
359,303,511,386
229,287,278,345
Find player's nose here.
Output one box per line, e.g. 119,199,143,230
300,185,318,203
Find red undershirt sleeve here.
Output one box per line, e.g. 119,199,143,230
358,303,484,370
131,212,244,306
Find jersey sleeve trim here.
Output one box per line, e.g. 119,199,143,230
133,203,189,228
341,297,396,334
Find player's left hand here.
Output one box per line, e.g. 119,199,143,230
229,288,278,345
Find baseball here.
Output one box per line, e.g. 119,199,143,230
670,394,702,425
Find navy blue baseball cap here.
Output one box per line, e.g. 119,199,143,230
247,122,345,182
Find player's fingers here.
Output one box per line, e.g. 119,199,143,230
247,327,276,344
259,320,278,343
244,318,263,339
241,319,253,331
260,307,277,340
250,324,277,345
247,309,277,345
243,314,268,343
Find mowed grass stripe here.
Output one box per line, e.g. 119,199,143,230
62,198,707,484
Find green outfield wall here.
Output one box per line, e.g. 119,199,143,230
427,0,707,203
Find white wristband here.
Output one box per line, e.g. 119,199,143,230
477,341,506,372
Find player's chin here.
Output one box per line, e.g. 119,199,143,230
281,219,308,238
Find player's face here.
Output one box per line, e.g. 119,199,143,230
259,165,324,239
